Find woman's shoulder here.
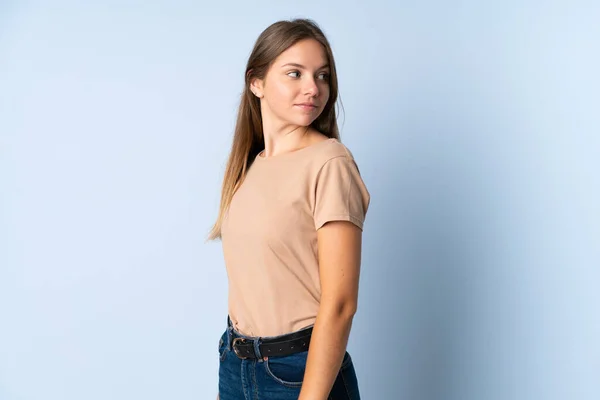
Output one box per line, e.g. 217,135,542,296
310,136,356,164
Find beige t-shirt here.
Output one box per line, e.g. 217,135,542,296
220,138,370,337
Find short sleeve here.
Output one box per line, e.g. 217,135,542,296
313,156,371,231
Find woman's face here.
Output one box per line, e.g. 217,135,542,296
253,39,331,130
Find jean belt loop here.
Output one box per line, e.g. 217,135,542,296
253,338,263,361
226,316,233,350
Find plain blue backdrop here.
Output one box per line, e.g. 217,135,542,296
1,1,598,399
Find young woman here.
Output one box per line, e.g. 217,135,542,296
208,19,370,400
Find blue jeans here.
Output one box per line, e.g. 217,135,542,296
218,317,361,399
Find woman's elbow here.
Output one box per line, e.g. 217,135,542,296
320,298,358,319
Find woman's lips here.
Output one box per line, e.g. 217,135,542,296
295,104,317,111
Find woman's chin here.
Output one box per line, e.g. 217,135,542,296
288,116,317,127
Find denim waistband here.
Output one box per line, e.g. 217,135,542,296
225,316,315,361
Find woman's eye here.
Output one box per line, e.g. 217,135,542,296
287,71,329,80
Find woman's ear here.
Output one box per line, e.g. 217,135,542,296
250,78,264,99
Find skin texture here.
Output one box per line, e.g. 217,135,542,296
218,38,362,400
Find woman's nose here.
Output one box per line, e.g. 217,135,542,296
303,78,319,97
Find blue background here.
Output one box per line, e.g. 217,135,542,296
1,1,598,399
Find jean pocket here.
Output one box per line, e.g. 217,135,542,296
340,351,352,369
336,352,361,400
218,331,228,362
263,351,308,388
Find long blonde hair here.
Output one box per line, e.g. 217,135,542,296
207,18,341,241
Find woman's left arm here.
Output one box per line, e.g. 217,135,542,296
298,220,363,400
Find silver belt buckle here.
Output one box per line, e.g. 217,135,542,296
232,337,250,359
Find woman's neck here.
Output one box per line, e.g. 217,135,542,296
260,125,313,158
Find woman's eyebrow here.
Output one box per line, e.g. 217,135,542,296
280,62,330,70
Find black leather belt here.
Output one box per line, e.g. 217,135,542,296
231,327,313,360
